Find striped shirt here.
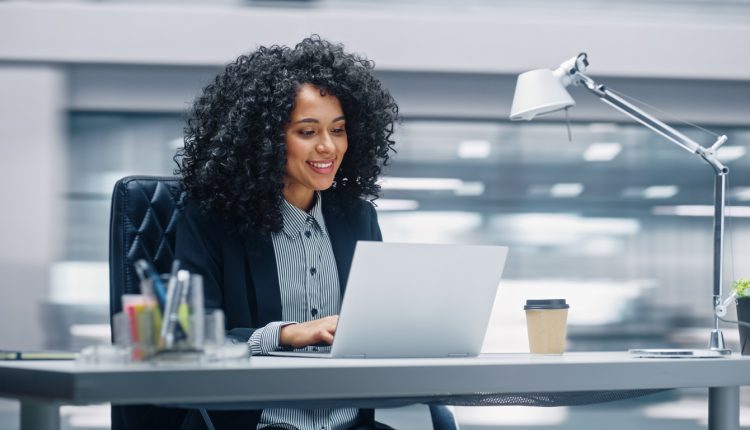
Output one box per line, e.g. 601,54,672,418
249,192,359,430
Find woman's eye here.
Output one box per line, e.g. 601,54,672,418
299,129,315,137
331,127,346,135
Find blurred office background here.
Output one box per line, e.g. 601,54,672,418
1,0,750,428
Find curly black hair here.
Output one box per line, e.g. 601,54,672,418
176,35,398,234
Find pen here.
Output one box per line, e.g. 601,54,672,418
177,271,191,337
161,267,189,348
134,259,167,309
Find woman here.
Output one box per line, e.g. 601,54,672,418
174,36,398,430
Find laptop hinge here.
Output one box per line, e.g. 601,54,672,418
448,353,471,357
343,353,367,359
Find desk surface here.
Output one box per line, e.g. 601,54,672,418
2,352,750,408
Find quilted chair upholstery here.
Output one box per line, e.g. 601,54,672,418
109,176,188,430
109,176,184,317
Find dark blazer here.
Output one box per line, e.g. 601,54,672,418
174,190,383,429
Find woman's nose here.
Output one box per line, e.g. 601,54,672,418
317,133,335,153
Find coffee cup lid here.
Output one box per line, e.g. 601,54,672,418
524,299,569,310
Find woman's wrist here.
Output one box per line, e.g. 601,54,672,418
278,323,298,348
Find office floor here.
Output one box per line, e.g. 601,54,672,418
1,389,750,430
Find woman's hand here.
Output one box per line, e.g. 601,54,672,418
279,315,339,349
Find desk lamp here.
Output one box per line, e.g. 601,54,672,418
509,53,731,356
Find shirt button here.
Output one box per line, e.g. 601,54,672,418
311,308,318,317
304,231,311,238
310,267,317,275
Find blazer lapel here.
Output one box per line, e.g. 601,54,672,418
244,233,282,324
323,198,356,298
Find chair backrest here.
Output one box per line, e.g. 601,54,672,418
108,175,184,325
108,176,188,430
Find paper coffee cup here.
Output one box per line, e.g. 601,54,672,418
524,299,569,354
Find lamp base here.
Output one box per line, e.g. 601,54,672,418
629,348,731,358
709,329,726,351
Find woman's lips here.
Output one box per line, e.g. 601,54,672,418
307,160,334,174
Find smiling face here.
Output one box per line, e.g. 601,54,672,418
283,83,348,211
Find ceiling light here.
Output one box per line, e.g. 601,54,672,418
458,140,491,159
716,146,746,162
455,181,485,196
583,142,622,161
643,185,679,199
379,177,463,191
377,212,482,243
732,187,750,201
621,187,644,198
527,184,551,197
653,205,750,217
550,183,583,198
504,214,640,235
586,123,620,133
373,199,419,211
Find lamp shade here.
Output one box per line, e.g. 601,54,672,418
509,69,575,121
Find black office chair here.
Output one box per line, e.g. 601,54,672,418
109,175,459,430
109,175,188,430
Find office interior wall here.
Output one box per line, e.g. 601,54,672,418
0,66,66,350
1,2,749,80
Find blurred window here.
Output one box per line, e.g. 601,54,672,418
64,113,750,352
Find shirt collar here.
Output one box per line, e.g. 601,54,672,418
279,192,326,238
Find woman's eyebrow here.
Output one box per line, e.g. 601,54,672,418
293,116,346,125
293,118,319,125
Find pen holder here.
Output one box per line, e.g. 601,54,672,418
111,308,229,362
114,272,229,361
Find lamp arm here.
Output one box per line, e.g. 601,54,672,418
572,72,728,175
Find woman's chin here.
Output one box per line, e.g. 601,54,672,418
312,179,335,191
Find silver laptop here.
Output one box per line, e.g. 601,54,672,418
269,241,508,359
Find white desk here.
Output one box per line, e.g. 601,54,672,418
1,352,749,430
